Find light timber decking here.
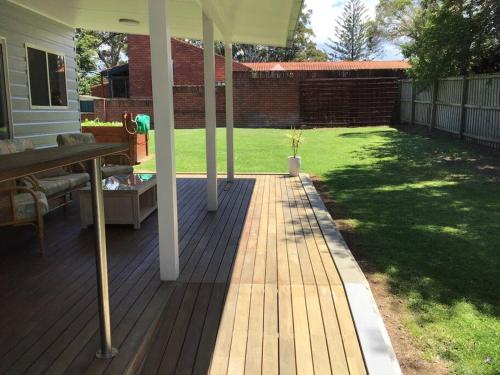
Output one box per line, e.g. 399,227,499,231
0,175,367,374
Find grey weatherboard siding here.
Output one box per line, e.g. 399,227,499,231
0,0,80,148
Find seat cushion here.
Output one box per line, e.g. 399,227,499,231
37,179,71,197
43,173,90,189
102,165,134,178
14,191,49,220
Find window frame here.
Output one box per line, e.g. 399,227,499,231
0,36,13,139
25,43,68,109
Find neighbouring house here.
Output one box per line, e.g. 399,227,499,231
89,35,410,127
0,2,80,148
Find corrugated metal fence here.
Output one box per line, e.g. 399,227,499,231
400,74,500,147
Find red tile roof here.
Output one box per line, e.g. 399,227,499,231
242,60,410,71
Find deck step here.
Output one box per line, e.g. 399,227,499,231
106,283,175,375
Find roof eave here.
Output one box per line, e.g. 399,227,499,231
285,0,303,47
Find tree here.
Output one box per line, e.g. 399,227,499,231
259,6,328,62
402,0,500,83
75,30,128,94
75,29,100,95
373,0,420,42
186,5,327,62
326,0,372,60
92,32,128,68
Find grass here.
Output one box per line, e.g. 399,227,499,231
137,127,500,374
137,128,382,174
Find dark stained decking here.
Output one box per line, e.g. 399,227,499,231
0,175,366,374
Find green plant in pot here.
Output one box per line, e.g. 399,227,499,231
287,126,303,176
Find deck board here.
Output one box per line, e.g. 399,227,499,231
0,175,367,374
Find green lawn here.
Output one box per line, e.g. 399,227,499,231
138,127,500,374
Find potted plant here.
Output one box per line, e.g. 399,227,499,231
287,126,303,176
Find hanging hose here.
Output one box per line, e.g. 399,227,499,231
124,114,151,135
124,118,138,135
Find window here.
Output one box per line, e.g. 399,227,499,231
27,46,67,107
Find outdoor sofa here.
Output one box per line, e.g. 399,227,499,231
56,133,133,178
0,139,91,252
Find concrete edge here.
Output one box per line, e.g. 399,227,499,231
300,173,402,375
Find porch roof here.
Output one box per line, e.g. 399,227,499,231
8,0,303,46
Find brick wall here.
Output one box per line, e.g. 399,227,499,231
93,74,402,129
234,72,300,127
93,87,227,129
94,98,153,124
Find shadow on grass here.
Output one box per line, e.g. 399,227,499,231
323,130,500,316
337,130,396,138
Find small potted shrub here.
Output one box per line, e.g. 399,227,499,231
287,126,303,176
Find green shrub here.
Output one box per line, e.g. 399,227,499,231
81,119,122,127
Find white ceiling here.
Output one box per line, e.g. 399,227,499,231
9,0,303,46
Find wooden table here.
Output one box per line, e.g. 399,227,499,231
0,143,128,359
79,173,157,229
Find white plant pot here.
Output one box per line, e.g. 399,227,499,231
288,156,301,177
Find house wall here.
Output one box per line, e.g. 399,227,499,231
0,0,80,148
127,35,250,98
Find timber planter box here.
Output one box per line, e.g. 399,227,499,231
82,125,149,165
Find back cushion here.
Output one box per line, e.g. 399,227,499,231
0,139,34,155
57,133,96,146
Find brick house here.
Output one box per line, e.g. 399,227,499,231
90,35,409,127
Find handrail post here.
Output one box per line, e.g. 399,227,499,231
90,157,118,359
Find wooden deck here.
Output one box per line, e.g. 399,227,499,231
0,175,367,374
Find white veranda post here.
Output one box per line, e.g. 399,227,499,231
148,0,179,280
203,12,218,211
224,42,234,182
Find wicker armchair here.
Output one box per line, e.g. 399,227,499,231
0,181,48,253
0,139,48,252
56,133,133,178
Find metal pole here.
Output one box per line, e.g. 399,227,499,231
90,157,118,359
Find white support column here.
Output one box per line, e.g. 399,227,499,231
203,12,218,211
224,42,234,182
148,0,179,280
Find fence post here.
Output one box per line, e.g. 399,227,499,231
430,79,438,131
410,79,416,127
395,80,402,126
459,76,469,139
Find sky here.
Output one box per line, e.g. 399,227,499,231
304,0,403,60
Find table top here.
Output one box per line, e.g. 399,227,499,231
0,143,129,183
80,173,157,194
102,173,156,192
